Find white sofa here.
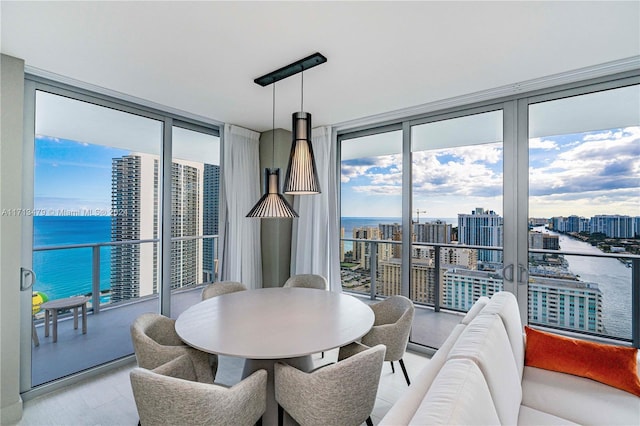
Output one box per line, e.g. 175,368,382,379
380,292,640,425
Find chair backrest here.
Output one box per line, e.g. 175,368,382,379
283,274,327,290
201,281,247,300
130,354,267,426
371,295,414,326
362,295,415,361
130,313,183,368
275,344,386,426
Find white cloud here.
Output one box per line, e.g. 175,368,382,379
529,138,558,150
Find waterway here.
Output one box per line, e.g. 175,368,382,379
538,227,632,339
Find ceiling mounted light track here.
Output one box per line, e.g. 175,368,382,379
254,52,327,87
253,52,325,196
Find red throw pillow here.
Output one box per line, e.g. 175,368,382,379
525,326,640,397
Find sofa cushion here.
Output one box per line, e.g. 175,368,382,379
522,365,640,426
460,296,489,325
379,324,467,426
448,314,522,425
517,405,579,425
479,291,525,379
525,326,640,397
409,359,500,426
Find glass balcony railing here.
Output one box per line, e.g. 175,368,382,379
340,238,640,348
32,235,219,316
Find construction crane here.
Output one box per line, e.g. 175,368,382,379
414,209,427,224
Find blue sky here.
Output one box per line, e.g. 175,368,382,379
34,127,639,219
34,136,129,213
341,127,639,219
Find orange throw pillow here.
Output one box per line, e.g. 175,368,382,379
525,326,640,397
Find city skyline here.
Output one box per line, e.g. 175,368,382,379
341,126,639,219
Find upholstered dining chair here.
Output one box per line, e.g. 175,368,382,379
274,343,386,426
361,295,415,385
201,281,247,300
283,274,327,290
130,313,216,383
283,273,328,358
130,354,267,426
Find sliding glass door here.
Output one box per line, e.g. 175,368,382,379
21,81,220,393
170,124,221,317
338,74,639,350
526,82,640,342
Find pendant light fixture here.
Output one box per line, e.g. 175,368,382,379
246,84,298,218
253,52,326,196
283,69,321,194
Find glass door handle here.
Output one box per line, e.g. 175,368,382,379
518,264,529,285
20,267,36,291
502,264,514,282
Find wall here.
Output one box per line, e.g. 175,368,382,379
259,129,293,287
0,54,25,423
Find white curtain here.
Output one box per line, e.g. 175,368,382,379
291,126,342,292
218,124,262,289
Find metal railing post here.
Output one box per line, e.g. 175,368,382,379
434,245,441,312
92,245,101,314
370,241,377,300
633,258,640,348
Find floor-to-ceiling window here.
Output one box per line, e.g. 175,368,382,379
22,81,220,392
410,109,504,310
170,124,221,317
527,83,640,343
339,127,403,298
338,73,640,350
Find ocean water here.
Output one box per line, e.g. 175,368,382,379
33,216,112,302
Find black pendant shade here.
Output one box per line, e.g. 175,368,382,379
248,52,326,216
246,168,298,218
283,112,321,194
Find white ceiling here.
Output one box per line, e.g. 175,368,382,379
2,1,639,133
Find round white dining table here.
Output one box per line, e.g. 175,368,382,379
175,287,375,425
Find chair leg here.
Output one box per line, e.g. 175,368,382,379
366,416,374,426
390,360,395,373
278,404,284,426
399,358,410,385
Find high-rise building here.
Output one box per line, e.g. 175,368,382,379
542,233,559,250
111,153,159,302
458,208,503,263
203,164,220,282
170,160,204,289
529,276,603,333
529,231,544,261
590,215,634,238
353,226,381,268
111,153,205,302
413,220,451,244
443,268,504,310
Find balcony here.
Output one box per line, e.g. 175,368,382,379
29,235,639,390
340,237,640,348
30,283,459,388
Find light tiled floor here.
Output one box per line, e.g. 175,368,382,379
16,349,430,426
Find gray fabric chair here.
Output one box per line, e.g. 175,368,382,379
130,354,267,426
274,343,386,426
202,281,247,300
283,274,327,290
283,273,328,357
361,295,415,385
130,313,216,383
